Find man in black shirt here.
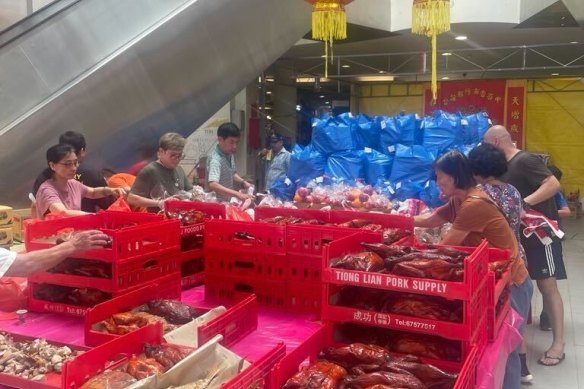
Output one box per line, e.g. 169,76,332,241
485,125,565,369
33,131,114,212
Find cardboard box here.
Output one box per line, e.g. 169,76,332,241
0,226,13,247
0,206,13,226
12,213,32,242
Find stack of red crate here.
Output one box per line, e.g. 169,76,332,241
320,231,489,386
25,211,181,316
164,200,226,288
486,247,513,341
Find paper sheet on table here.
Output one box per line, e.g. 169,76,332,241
163,306,226,348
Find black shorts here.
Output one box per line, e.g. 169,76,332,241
521,235,567,280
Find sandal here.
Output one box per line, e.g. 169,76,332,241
537,351,565,366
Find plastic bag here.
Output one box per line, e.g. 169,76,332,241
389,144,436,185
107,197,132,212
461,111,490,144
288,144,327,185
269,176,296,201
363,149,393,185
311,116,356,155
422,110,463,153
0,277,27,312
325,151,365,182
395,112,421,146
419,180,446,208
353,114,380,150
225,205,253,222
393,180,424,201
377,116,400,154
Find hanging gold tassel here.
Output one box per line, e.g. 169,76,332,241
311,1,348,78
411,0,450,103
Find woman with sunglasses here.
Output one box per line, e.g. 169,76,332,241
35,144,125,219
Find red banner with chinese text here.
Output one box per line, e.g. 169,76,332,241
424,80,507,125
504,83,526,149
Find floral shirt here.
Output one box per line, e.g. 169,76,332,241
479,183,527,262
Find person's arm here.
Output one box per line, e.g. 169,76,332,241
440,228,470,246
85,186,126,199
558,206,571,218
208,181,251,201
233,173,252,190
3,230,110,277
127,192,163,210
413,212,448,228
48,202,88,217
523,175,561,207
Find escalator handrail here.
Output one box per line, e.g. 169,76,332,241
0,0,82,49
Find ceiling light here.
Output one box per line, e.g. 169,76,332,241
356,75,395,82
266,91,272,95
441,76,449,80
570,41,578,44
342,64,351,68
378,70,386,74
455,35,467,41
442,52,452,56
296,76,331,83
551,73,560,76
325,101,330,104
320,95,325,98
266,115,272,120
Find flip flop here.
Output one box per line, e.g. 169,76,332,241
537,351,565,366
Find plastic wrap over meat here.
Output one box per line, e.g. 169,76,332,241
126,355,165,380
330,252,385,272
341,370,425,389
283,361,347,389
321,343,392,369
381,355,457,388
391,259,463,281
79,371,137,389
147,299,205,324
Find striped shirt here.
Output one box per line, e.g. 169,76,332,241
206,143,236,201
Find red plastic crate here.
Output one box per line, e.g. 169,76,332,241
0,333,87,389
330,209,414,230
64,324,165,389
29,273,181,318
286,224,356,255
28,253,179,292
287,253,322,283
286,281,322,315
206,249,287,281
25,211,180,262
205,219,286,254
222,342,286,389
323,232,489,301
205,275,287,310
164,199,226,237
323,279,488,341
486,247,513,342
273,324,480,389
178,248,205,289
255,207,331,223
198,294,258,348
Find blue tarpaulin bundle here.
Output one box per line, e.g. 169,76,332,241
393,180,424,201
363,149,393,185
389,144,436,185
269,176,296,201
419,180,446,208
395,112,421,146
353,114,380,150
325,150,365,181
311,116,356,155
377,116,400,155
288,144,327,185
422,110,464,153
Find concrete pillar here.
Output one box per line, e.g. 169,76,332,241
273,60,298,143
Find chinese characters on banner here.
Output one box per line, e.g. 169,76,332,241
505,84,526,149
424,80,507,124
423,80,526,148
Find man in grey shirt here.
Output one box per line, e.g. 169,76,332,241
128,132,192,212
265,133,291,191
206,122,253,202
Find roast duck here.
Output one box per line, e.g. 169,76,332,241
99,299,205,335
331,242,510,282
47,258,111,278
259,217,411,245
33,284,111,307
283,343,457,389
80,343,192,389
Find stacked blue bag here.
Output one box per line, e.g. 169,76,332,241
363,149,393,185
325,151,365,182
288,144,327,187
422,110,464,153
389,144,435,184
311,116,356,155
353,114,380,150
269,176,296,201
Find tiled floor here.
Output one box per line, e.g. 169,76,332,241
523,216,584,388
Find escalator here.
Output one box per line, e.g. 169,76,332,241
0,0,310,207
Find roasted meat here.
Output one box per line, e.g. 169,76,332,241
321,343,392,369
143,343,191,369
382,228,411,245
338,219,372,228
360,243,411,259
101,311,175,335
389,334,461,362
126,356,165,380
426,245,470,262
80,371,136,389
331,252,385,272
381,355,458,388
147,299,204,324
341,370,425,389
489,260,511,280
381,294,462,322
282,361,347,389
391,259,463,281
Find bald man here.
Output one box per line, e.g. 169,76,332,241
484,125,565,369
